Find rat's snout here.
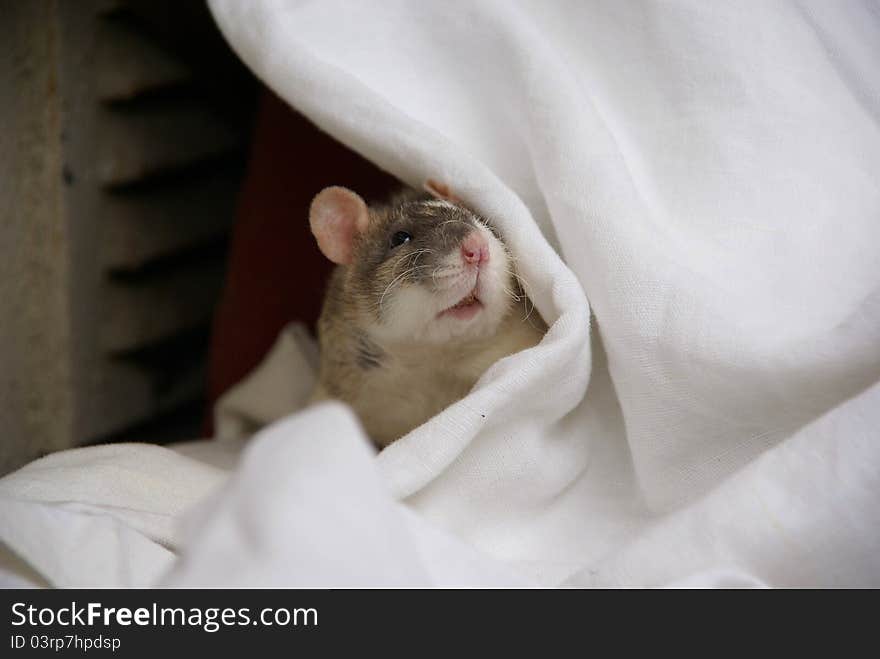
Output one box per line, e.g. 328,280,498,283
461,231,489,265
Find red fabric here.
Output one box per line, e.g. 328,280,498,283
204,90,398,433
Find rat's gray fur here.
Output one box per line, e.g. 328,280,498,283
311,188,545,447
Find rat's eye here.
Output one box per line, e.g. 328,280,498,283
390,231,412,248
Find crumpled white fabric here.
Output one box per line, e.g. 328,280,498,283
0,326,531,587
1,0,878,588
0,443,223,586
201,0,880,586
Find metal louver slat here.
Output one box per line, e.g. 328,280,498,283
102,259,226,354
101,171,237,271
95,18,192,101
97,104,241,188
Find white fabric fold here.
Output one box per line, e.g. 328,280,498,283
201,0,880,585
166,403,529,587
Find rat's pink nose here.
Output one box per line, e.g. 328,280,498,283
461,232,489,265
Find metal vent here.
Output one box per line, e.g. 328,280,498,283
1,0,256,473
61,1,253,445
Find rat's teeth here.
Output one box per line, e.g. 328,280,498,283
454,293,476,308
444,290,479,314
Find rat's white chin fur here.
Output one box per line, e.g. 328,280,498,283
371,233,513,346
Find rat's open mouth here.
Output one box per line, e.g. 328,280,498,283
452,292,478,308
439,289,482,319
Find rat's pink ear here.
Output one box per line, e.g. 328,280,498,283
309,186,370,265
424,179,463,205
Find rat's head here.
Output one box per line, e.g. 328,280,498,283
310,186,515,345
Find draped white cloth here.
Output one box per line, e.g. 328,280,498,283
1,0,878,587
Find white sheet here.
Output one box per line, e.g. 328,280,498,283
1,0,878,587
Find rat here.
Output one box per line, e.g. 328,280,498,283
308,181,545,447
